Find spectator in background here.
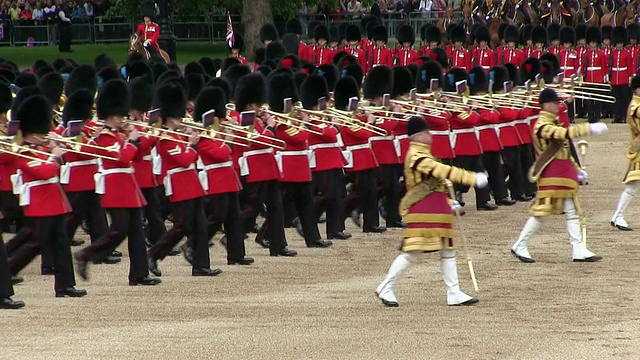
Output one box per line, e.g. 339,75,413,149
33,1,45,23
9,3,20,22
347,0,362,19
20,3,33,24
72,0,84,20
44,0,58,23
84,0,94,17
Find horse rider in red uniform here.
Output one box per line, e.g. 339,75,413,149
137,0,160,55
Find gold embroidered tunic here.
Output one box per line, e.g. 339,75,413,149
400,142,476,252
623,95,640,183
530,111,590,216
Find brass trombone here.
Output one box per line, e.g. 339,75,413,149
179,119,250,147
260,106,324,136
46,133,118,161
297,106,388,136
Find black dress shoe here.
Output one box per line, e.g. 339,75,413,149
180,243,194,265
192,267,222,276
55,287,87,298
270,248,298,257
496,198,516,206
75,252,89,280
573,255,603,262
227,256,255,265
386,221,407,228
70,239,85,246
327,232,352,240
148,257,161,277
525,192,537,198
0,297,25,309
455,192,466,207
293,217,304,237
363,226,387,233
610,221,633,231
511,249,536,263
515,195,534,202
93,255,121,265
11,275,24,285
246,224,260,234
111,250,122,257
129,276,162,286
41,267,55,275
306,239,333,248
255,237,270,248
168,247,181,256
477,203,498,211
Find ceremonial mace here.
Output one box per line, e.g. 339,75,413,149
576,140,589,245
445,180,479,292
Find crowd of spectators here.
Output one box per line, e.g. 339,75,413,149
0,0,112,25
299,0,449,21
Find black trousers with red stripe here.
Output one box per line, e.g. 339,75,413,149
8,215,75,290
313,169,346,236
141,187,167,246
201,192,246,261
0,190,23,233
251,180,288,252
149,198,210,269
0,238,14,298
240,178,265,232
343,168,379,230
378,164,402,226
519,143,537,194
451,155,491,205
281,181,322,244
80,208,149,281
502,146,527,199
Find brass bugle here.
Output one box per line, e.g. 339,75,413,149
260,107,324,136
219,123,286,150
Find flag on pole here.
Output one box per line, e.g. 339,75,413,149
226,11,234,48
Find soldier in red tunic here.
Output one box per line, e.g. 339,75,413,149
521,24,534,59
369,26,393,69
500,25,524,67
341,25,368,72
259,23,279,47
228,31,248,65
136,0,160,54
313,24,335,66
74,80,160,286
447,25,471,71
559,27,579,123
473,26,495,73
285,18,310,62
626,24,640,76
582,26,608,123
547,23,562,55
420,25,442,58
610,26,632,123
530,25,547,59
393,25,418,67
7,95,86,298
601,25,615,118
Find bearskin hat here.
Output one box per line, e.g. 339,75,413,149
0,82,12,113
185,73,205,102
11,86,42,120
560,26,576,46
286,18,303,35
519,57,542,83
155,81,186,119
341,64,364,87
17,95,51,134
313,64,339,92
366,19,378,40
532,25,547,45
363,65,392,99
267,71,298,113
283,33,300,55
37,72,64,107
265,41,287,62
193,86,226,122
184,61,205,76
152,62,169,82
222,57,242,71
586,26,601,45
498,22,508,41
575,23,587,40
420,24,430,42
338,22,349,43
262,60,278,70
307,21,321,39
334,76,360,110
230,31,245,51
300,75,329,110
489,66,509,93
128,76,154,112
96,79,130,118
15,72,38,89
540,53,559,77
397,24,415,45
259,23,279,43
468,66,488,95
315,24,330,42
62,89,93,125
522,24,533,43
127,61,153,82
425,25,442,45
97,67,122,85
234,73,266,111
631,75,640,91
32,59,50,73
416,60,444,93
127,52,145,65
205,77,232,102
373,25,388,43
154,70,180,88
336,54,357,69
294,71,308,94
222,64,251,98
628,23,640,40
52,58,68,72
329,25,340,44
35,65,54,78
450,25,466,44
198,57,218,78
361,15,377,38
140,0,156,19
428,47,448,70
255,65,272,77
602,25,613,41
280,54,301,70
0,67,15,85
612,25,627,45
406,63,419,84
391,66,414,98
64,64,97,98
504,24,520,44
346,24,361,43
475,26,490,44
504,63,520,85
540,60,555,84
94,54,117,73
443,68,467,92
548,23,561,41
300,62,316,75
469,23,482,44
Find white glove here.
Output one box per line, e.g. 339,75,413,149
589,122,608,135
475,172,488,188
577,169,588,182
451,200,462,212
143,39,151,47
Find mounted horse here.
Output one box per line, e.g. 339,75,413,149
600,0,638,27
437,2,457,46
510,0,539,25
577,0,600,27
129,33,170,64
539,0,573,27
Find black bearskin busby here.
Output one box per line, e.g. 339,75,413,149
560,27,576,46
519,57,541,83
286,18,303,35
15,72,38,89
184,61,205,76
363,65,393,99
230,31,245,52
450,25,466,44
428,47,448,70
62,89,93,125
198,57,218,78
313,64,339,92
283,33,300,55
0,82,12,113
586,26,601,45
315,24,330,42
548,23,561,42
128,76,154,112
612,26,627,45
205,77,232,102
37,72,64,107
156,81,186,119
532,25,547,45
140,0,156,19
193,86,226,123
340,64,364,88
475,26,490,44
185,73,205,102
628,23,640,41
96,79,130,119
259,23,279,43
468,66,488,95
504,63,520,85
267,71,299,113
602,25,613,41
425,25,442,45
346,24,361,43
234,73,267,111
17,95,51,134
222,64,251,99
416,60,444,93
300,75,329,110
391,66,414,98
575,23,587,41
334,76,359,110
489,66,509,93
504,25,519,44
540,60,556,84
397,24,415,46
631,75,640,91
373,25,388,43
443,68,467,92
540,53,559,78
265,41,287,62
127,61,153,82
